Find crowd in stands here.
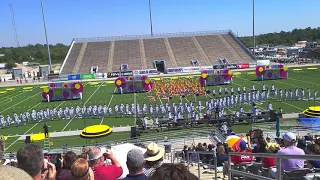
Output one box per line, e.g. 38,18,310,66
0,142,198,180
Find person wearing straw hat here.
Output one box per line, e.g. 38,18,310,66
143,142,165,177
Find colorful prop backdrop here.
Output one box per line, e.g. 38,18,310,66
114,75,153,93
199,69,233,86
255,64,288,80
42,82,84,101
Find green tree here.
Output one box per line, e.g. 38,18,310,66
5,62,16,69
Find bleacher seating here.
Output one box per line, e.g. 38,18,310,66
60,42,82,74
60,30,254,74
144,38,171,68
113,40,142,71
79,42,110,73
168,37,206,67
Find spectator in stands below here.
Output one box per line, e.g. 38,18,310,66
17,144,56,180
56,151,78,180
231,137,253,165
71,158,94,180
88,146,122,180
271,132,305,178
297,139,307,152
263,143,280,168
307,144,320,168
123,148,147,180
149,163,199,180
216,145,228,167
143,142,165,177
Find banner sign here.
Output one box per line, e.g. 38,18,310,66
48,73,59,80
225,64,238,69
182,67,201,73
148,69,159,75
249,63,257,68
200,66,213,70
81,73,95,80
107,71,133,78
237,63,250,69
167,68,183,74
67,74,81,80
94,73,104,79
133,69,158,75
212,64,225,69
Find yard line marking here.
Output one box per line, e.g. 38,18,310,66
100,88,117,125
62,83,103,131
0,90,30,105
0,93,40,113
288,77,320,86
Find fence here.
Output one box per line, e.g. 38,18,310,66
228,152,320,180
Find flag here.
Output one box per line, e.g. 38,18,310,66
276,115,281,138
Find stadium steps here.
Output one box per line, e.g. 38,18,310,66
79,42,110,73
60,42,83,75
192,36,212,65
195,35,235,64
72,42,88,74
107,41,115,72
139,39,148,69
168,36,206,67
144,38,171,69
44,137,50,151
113,40,142,71
164,38,178,67
217,34,241,63
222,34,254,62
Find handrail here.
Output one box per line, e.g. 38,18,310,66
73,30,231,43
228,152,320,180
186,151,218,180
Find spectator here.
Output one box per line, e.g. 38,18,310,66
182,145,188,161
297,139,307,152
307,144,320,168
88,146,122,180
143,143,165,177
0,165,33,180
56,151,78,180
231,140,253,165
0,135,5,154
17,144,49,180
263,143,280,168
216,145,228,167
123,148,147,180
252,139,267,162
78,152,88,159
149,163,198,180
271,132,305,178
71,158,94,180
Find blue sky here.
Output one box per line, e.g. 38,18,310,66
0,0,319,47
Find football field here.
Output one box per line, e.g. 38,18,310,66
1,66,320,151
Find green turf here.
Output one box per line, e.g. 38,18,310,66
1,66,320,151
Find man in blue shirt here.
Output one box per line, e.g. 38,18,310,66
123,148,147,180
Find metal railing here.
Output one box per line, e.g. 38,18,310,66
228,152,320,180
73,30,230,42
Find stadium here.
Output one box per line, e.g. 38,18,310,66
1,1,320,180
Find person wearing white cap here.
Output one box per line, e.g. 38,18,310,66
270,132,305,178
88,146,123,180
142,142,165,177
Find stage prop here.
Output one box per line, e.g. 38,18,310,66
114,75,153,94
41,82,84,102
255,64,288,81
80,125,112,138
199,69,233,86
298,106,320,130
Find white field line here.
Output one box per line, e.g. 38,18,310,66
288,77,320,87
100,87,116,125
62,83,103,131
5,82,90,151
0,89,28,104
0,93,39,113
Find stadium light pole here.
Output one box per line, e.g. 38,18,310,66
148,0,154,36
252,0,256,59
40,0,53,72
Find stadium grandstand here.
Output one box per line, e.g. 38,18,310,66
59,30,254,75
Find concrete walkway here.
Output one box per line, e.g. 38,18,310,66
17,126,131,140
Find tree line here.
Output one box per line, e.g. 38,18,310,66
239,27,320,47
0,43,69,68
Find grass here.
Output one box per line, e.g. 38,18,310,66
1,66,320,151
